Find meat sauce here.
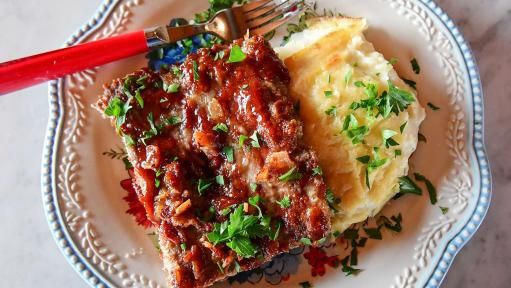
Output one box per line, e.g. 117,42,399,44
96,36,330,288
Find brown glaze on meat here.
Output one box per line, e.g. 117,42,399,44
95,36,331,288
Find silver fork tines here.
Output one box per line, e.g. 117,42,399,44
145,0,304,48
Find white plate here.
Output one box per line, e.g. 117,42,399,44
41,0,491,287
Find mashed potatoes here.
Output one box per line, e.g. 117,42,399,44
276,17,426,232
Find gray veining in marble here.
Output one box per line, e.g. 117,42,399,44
0,0,509,287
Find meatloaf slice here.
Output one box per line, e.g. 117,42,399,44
95,35,331,288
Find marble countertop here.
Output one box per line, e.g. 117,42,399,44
0,0,509,287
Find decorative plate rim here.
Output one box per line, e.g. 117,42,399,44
40,0,492,287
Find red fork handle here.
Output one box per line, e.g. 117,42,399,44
0,30,149,95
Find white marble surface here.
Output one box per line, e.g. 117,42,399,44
0,0,509,287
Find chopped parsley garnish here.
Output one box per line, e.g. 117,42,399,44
206,205,279,258
155,178,161,188
222,146,234,163
164,116,181,126
341,262,362,276
300,237,312,246
397,176,423,196
341,114,369,144
197,178,213,195
382,129,399,148
384,81,416,116
192,60,199,81
440,206,449,214
388,57,399,65
354,81,365,87
368,158,388,173
394,149,402,157
400,122,407,134
299,281,313,288
278,167,303,182
326,188,341,212
356,155,370,164
134,90,144,108
171,65,182,78
325,106,337,116
123,134,135,146
324,90,333,98
239,135,248,147
141,113,158,143
122,156,133,170
414,172,437,204
249,183,258,192
347,125,369,144
377,213,403,232
342,114,358,131
312,166,323,176
215,175,225,185
226,44,247,63
418,133,427,142
344,68,353,86
363,227,382,240
249,131,260,148
163,82,180,93
104,96,132,130
427,102,440,111
403,78,417,90
213,123,228,133
276,196,291,208
411,58,421,74
180,243,187,251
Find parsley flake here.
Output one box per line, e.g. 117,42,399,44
213,123,228,133
363,227,382,240
250,131,260,148
324,90,333,98
164,82,180,93
397,176,423,196
197,178,213,195
227,44,247,63
382,129,399,148
388,57,399,65
216,175,225,186
104,96,131,130
325,106,337,116
222,146,234,163
411,58,421,74
403,78,417,90
134,90,144,108
299,281,313,288
300,237,312,246
192,60,199,81
344,68,353,86
440,206,449,214
427,102,440,111
278,167,302,182
239,135,248,147
312,167,323,176
414,172,437,204
326,188,341,212
123,134,135,146
276,196,291,209
400,122,407,134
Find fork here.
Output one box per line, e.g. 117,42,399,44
0,0,303,95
